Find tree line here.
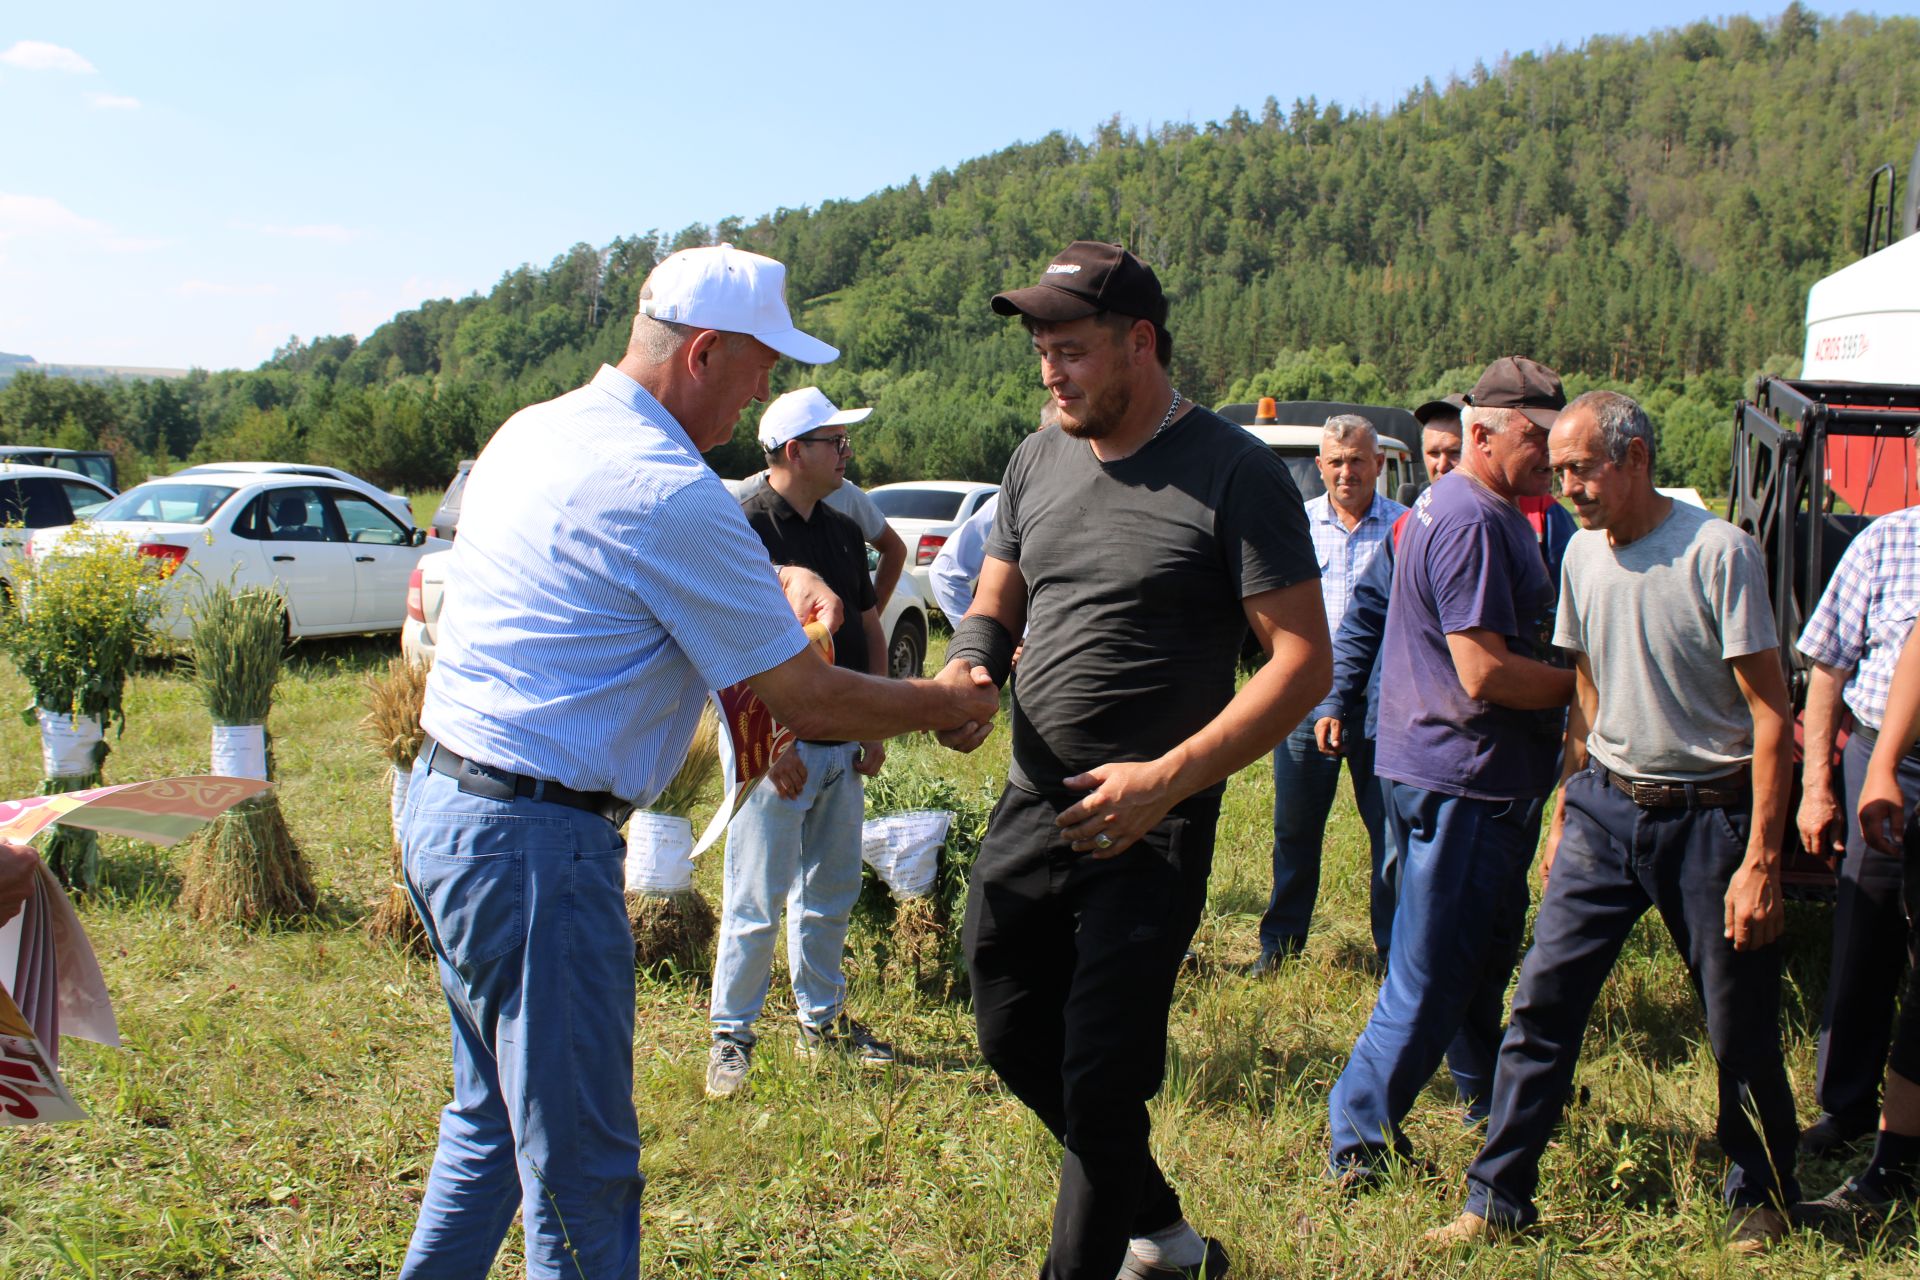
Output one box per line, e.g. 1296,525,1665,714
2,5,1912,497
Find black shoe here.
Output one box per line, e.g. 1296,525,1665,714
1802,1112,1874,1158
1794,1176,1900,1234
1246,948,1293,977
1117,1236,1230,1278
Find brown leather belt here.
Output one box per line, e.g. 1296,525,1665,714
1602,764,1750,810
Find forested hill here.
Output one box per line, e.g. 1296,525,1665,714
3,6,1915,494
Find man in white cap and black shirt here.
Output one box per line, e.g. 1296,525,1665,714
402,244,999,1279
943,240,1330,1280
707,387,894,1097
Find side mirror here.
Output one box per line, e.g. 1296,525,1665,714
410,527,428,547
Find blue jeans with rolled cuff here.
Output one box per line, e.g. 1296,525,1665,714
710,740,866,1043
398,761,641,1280
1328,781,1538,1175
1463,766,1799,1229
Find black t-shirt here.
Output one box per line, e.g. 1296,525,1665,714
984,406,1318,798
738,484,876,679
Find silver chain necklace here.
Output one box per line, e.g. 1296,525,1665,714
1147,389,1183,443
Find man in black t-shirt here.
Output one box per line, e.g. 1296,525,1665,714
942,241,1331,1280
706,387,895,1099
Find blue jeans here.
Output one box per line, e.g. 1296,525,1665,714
1262,717,1390,956
398,762,641,1280
710,741,865,1043
1465,767,1800,1227
1328,781,1538,1173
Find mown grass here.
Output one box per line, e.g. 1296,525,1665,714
0,630,1910,1278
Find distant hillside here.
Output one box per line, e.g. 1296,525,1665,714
0,360,190,387
0,5,1913,494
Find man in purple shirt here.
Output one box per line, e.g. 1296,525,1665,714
1328,357,1575,1187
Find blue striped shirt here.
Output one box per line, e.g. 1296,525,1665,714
1306,491,1405,632
1797,504,1920,730
423,365,810,805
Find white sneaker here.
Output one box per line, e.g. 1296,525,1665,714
705,1036,752,1098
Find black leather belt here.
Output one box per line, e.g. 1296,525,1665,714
422,738,633,827
1601,764,1750,810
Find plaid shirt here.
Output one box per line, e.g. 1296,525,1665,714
1306,491,1406,633
1797,504,1920,729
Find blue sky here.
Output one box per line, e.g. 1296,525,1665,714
4,3,1914,371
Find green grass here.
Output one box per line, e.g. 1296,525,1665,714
0,634,1908,1277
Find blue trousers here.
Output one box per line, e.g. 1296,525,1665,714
710,741,865,1043
1328,781,1538,1172
1262,718,1391,956
399,762,642,1280
1465,767,1800,1228
1814,726,1920,1126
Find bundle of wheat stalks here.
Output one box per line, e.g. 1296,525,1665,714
361,657,430,953
179,584,317,926
626,708,720,974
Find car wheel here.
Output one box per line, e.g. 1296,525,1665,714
888,613,926,680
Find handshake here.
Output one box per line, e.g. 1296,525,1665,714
929,658,1001,753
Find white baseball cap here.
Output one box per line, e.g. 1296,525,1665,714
638,243,838,364
759,387,872,450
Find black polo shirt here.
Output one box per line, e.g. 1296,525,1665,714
738,483,875,680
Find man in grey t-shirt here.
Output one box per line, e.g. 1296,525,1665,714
1425,390,1800,1255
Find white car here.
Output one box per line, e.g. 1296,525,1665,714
0,462,117,606
30,472,447,641
866,481,999,608
403,545,933,680
171,462,415,528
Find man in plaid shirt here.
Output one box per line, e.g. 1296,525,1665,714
1797,494,1920,1156
1256,414,1406,970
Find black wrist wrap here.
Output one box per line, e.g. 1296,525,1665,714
947,614,1015,688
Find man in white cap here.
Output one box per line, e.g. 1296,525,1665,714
707,387,894,1097
402,245,999,1279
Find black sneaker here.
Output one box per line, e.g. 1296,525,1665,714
1801,1112,1874,1158
705,1035,752,1098
1794,1176,1900,1234
797,1014,895,1065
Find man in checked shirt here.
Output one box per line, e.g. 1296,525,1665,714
1255,414,1406,971
1796,459,1920,1158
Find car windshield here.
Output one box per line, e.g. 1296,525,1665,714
95,483,237,524
1280,455,1326,500
871,489,965,521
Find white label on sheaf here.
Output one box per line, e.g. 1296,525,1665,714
37,712,103,778
390,764,412,836
625,811,696,894
209,725,269,781
860,809,951,899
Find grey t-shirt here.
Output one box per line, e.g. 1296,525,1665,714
739,472,886,543
985,406,1319,798
1554,501,1778,781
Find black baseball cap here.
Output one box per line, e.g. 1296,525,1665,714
1465,356,1566,429
1413,393,1467,426
991,241,1168,327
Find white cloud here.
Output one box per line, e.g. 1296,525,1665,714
230,220,357,244
0,41,96,74
178,279,277,299
88,93,140,110
0,193,107,240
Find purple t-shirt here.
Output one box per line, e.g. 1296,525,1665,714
1374,472,1561,801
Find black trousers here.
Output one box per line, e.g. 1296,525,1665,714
964,784,1219,1280
1465,767,1799,1227
1815,726,1920,1126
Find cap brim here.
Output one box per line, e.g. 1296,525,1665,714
1516,405,1562,429
990,284,1100,323
821,406,872,426
757,327,840,365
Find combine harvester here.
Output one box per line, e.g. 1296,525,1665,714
1729,137,1920,894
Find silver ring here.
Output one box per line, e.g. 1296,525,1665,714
1093,832,1113,850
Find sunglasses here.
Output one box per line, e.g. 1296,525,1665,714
794,434,852,455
